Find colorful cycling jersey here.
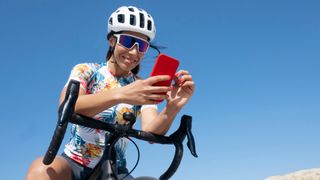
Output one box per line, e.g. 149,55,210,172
63,62,142,169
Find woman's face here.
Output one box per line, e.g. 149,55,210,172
109,31,149,74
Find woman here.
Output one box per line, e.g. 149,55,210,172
26,6,194,180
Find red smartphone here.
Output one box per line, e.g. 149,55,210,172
150,54,180,87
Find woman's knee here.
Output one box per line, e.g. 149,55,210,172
26,156,72,180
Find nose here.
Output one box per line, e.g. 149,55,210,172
128,43,139,54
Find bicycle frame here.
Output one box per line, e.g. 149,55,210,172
43,80,198,180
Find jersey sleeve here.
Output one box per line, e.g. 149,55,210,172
141,104,158,111
65,63,98,90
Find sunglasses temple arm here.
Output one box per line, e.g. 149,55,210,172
150,44,161,55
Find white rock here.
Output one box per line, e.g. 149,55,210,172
265,168,320,180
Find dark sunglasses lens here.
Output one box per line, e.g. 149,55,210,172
119,35,149,53
136,39,149,53
119,35,135,49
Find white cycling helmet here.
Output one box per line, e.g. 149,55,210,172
108,6,156,41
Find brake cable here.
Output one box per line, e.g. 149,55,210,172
107,136,141,180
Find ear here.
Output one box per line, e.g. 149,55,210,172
108,36,117,48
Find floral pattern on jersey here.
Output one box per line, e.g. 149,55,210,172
81,143,102,166
70,64,96,89
64,62,141,168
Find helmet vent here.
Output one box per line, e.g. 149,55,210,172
139,13,145,28
117,14,124,23
128,7,134,12
109,18,113,25
130,14,136,25
147,20,152,31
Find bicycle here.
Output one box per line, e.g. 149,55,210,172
42,80,198,180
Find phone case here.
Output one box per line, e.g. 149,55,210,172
150,54,180,87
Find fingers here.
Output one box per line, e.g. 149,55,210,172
148,93,168,101
144,75,172,94
136,70,194,104
142,93,167,104
128,78,170,104
173,69,195,95
181,81,195,95
148,86,171,93
179,75,193,85
146,75,171,85
175,70,190,77
174,70,193,86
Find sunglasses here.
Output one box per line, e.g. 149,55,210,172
114,34,150,53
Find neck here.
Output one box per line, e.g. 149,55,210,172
107,60,129,77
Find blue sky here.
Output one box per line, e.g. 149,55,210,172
1,0,320,179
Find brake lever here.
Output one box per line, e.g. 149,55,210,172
182,115,198,158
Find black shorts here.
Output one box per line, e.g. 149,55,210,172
61,153,134,180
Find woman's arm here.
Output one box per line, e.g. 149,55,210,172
59,86,122,117
141,106,180,135
59,75,172,117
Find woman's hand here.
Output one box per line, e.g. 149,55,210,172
119,75,171,105
166,70,195,109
